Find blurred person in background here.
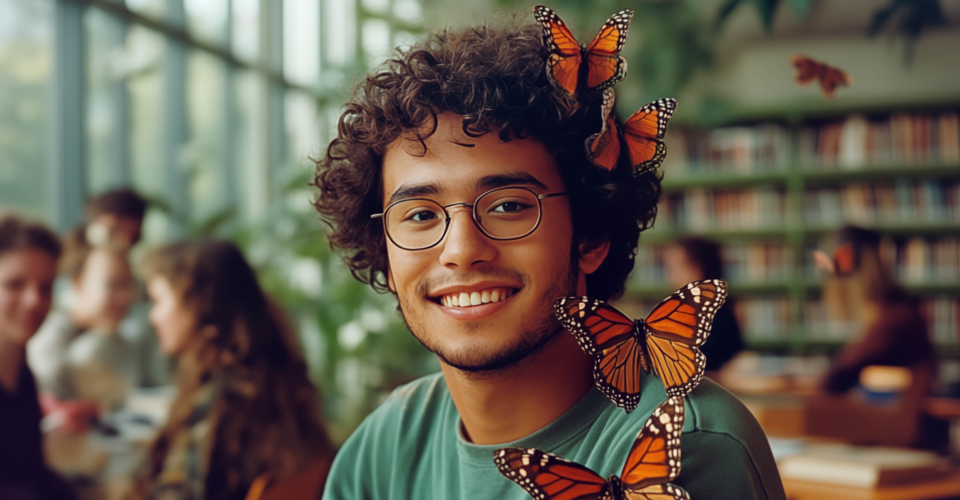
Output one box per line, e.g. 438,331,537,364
82,188,147,250
815,226,935,395
813,225,942,448
0,213,76,499
28,234,139,416
80,188,172,388
663,237,744,372
132,240,333,500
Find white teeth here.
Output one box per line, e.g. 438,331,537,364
439,287,516,308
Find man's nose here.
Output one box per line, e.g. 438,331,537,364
438,208,497,269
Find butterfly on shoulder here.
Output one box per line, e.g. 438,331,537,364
554,280,727,412
533,5,633,99
790,55,852,99
494,396,689,500
585,88,677,173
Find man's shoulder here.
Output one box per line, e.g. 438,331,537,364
684,378,765,438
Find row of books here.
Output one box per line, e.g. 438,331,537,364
745,298,958,344
661,112,960,174
891,237,960,284
662,124,792,174
922,297,960,345
802,181,960,227
636,237,960,287
622,296,958,345
633,243,792,286
799,113,960,169
657,189,785,232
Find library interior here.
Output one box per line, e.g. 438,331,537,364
2,0,960,499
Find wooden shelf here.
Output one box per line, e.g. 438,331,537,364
662,170,790,191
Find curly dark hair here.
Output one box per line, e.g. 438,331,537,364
313,20,661,302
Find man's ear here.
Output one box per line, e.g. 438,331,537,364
387,267,396,293
578,239,610,275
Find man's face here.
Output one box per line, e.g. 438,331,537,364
382,113,580,372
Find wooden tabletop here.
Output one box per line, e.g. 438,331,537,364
783,469,960,500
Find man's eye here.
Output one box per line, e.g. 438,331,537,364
491,201,530,213
408,210,439,222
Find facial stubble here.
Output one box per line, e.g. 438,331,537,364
397,248,580,375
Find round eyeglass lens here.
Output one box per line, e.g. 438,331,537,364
384,199,447,249
475,188,542,239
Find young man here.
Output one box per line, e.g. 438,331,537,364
314,20,786,500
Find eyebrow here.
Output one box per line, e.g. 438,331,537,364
385,171,550,207
476,172,548,191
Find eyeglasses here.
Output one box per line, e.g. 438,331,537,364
371,186,568,251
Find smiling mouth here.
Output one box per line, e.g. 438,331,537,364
434,287,516,308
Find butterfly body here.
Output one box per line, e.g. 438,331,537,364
495,397,690,500
533,5,633,99
585,89,677,174
555,280,727,411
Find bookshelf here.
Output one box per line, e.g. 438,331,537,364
627,106,960,356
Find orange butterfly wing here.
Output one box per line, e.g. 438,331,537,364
643,280,727,397
586,88,621,171
494,448,611,500
620,397,689,500
583,9,633,91
819,66,852,99
494,398,689,500
534,5,582,96
790,54,823,85
620,98,676,173
554,297,648,412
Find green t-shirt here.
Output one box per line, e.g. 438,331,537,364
323,372,786,500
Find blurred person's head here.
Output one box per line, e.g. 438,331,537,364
61,233,137,333
663,237,724,289
313,22,661,373
138,240,331,494
0,213,61,349
84,188,147,249
817,226,898,324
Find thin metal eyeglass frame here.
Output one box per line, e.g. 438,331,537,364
370,186,568,251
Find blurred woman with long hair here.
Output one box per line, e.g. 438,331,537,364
816,226,935,394
132,240,333,500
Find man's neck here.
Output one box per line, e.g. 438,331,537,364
441,332,594,445
0,339,24,393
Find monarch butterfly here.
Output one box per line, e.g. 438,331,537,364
554,280,727,412
790,55,852,99
494,396,689,500
585,88,677,173
533,5,633,98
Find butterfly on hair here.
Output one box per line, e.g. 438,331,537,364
584,88,677,175
494,396,690,500
533,5,633,100
554,279,727,412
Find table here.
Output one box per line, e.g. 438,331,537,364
783,469,960,500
